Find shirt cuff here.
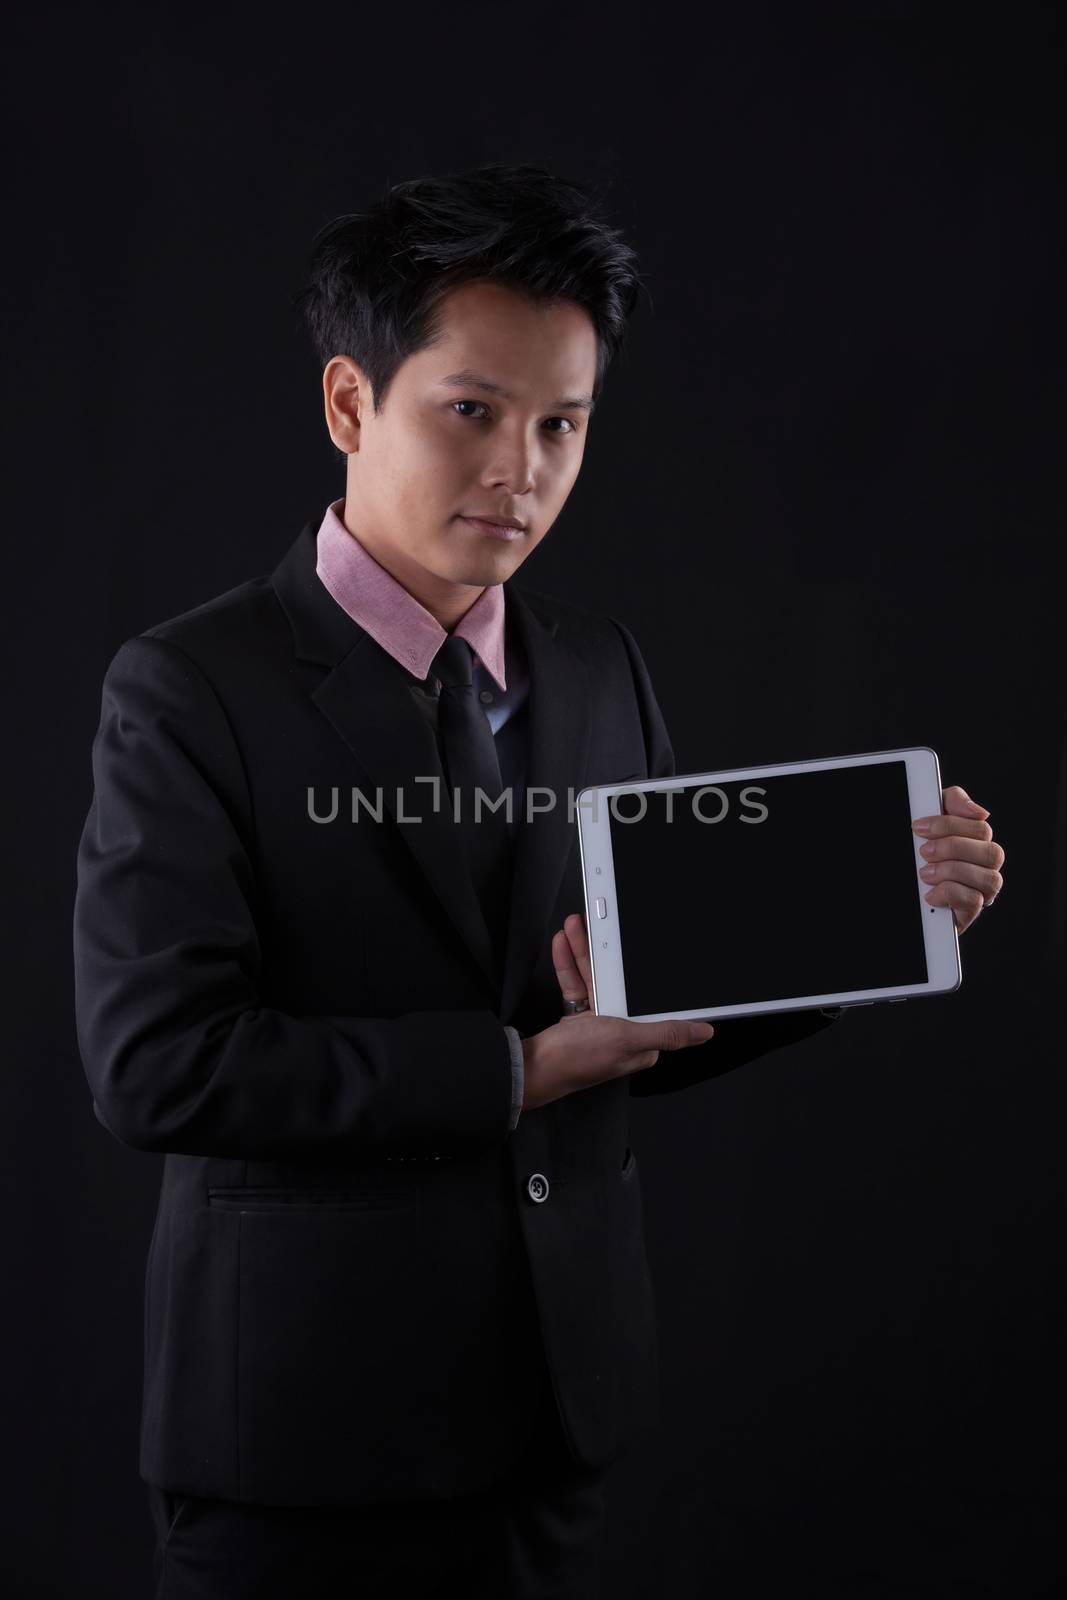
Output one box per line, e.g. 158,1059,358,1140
503,1025,525,1130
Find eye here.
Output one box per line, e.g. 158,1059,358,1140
450,400,578,435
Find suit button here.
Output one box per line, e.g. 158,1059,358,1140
526,1173,550,1204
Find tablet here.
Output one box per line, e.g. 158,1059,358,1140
575,746,961,1021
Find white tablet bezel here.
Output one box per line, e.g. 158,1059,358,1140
575,746,961,1021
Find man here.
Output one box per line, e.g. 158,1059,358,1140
73,163,1005,1599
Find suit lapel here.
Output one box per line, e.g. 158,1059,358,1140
272,520,592,1014
498,584,591,1018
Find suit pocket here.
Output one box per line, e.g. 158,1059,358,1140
207,1186,414,1214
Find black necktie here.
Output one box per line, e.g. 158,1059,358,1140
430,635,513,965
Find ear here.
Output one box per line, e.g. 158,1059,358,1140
323,356,367,454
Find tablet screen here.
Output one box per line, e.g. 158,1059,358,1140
607,759,928,1015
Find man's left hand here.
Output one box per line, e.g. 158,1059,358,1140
912,785,1005,936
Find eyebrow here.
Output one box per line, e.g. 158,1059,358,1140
437,368,596,414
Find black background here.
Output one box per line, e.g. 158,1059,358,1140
4,3,1064,1595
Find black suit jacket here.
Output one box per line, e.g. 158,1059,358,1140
72,517,839,1506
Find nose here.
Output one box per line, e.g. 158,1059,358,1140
482,431,537,497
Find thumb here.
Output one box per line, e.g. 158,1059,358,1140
633,1017,714,1051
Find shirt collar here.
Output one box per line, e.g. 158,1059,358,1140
314,497,507,692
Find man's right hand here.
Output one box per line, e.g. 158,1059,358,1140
520,1009,714,1112
520,912,713,1112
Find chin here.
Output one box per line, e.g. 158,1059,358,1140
458,565,519,588
442,550,527,587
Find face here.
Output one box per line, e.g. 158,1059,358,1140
322,278,598,627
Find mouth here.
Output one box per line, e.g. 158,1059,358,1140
459,516,526,541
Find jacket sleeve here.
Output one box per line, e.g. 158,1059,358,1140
503,1025,525,1129
607,617,843,1099
72,634,515,1160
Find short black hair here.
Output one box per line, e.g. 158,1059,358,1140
292,162,646,461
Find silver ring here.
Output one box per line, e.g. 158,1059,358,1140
561,997,589,1015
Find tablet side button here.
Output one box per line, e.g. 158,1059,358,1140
595,897,607,918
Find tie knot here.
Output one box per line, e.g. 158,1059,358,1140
431,634,475,691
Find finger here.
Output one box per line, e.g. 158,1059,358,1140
916,835,1005,870
942,784,990,819
621,1016,714,1052
563,912,594,994
918,857,1004,902
922,879,986,934
552,928,587,1001
913,815,994,843
551,928,589,1006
